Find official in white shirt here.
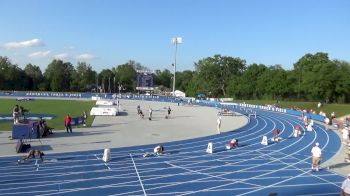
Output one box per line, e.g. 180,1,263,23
311,142,322,171
341,173,350,196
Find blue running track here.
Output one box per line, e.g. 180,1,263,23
0,107,344,196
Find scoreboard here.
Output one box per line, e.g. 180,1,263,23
136,72,154,91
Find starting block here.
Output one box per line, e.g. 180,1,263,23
306,125,313,132
206,142,214,154
143,152,152,157
271,137,283,142
294,129,302,137
261,136,268,145
293,130,298,137
102,148,111,162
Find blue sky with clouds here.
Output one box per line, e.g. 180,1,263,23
0,0,349,72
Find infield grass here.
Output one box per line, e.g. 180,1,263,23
0,99,95,131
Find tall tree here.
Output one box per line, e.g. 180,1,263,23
259,65,290,100
194,54,246,97
231,63,268,99
70,62,97,92
114,62,137,92
294,52,337,102
44,59,74,91
333,60,350,103
98,69,114,93
154,69,172,88
24,63,43,90
175,70,194,92
0,56,26,90
0,56,12,90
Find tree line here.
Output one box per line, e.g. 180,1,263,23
1,52,350,103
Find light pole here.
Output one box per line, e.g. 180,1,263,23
171,37,183,97
118,83,122,96
113,76,116,93
108,77,111,93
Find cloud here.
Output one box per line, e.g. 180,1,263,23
64,46,75,50
2,38,45,49
28,50,51,58
76,53,96,60
53,53,70,60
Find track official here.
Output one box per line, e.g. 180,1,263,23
341,174,350,196
311,142,322,171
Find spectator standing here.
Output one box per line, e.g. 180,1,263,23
311,142,322,171
167,106,172,116
83,111,88,126
307,123,313,132
331,112,336,120
303,115,309,127
65,114,72,133
148,107,153,121
310,119,314,127
223,105,228,112
345,117,349,126
39,117,45,136
137,105,141,115
39,117,52,136
341,174,350,196
216,117,221,134
331,111,336,124
139,110,144,118
342,127,349,145
324,117,331,130
13,105,20,124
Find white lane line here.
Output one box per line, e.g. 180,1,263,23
120,114,261,157
87,110,337,194
94,154,101,160
100,114,322,194
150,115,270,165
271,151,341,188
171,124,318,195
130,153,147,196
3,182,144,196
0,108,340,195
35,159,39,171
129,117,308,193
95,154,111,170
165,161,262,188
237,157,317,196
296,192,340,196
236,126,335,196
104,163,111,170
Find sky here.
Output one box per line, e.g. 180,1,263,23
0,0,349,72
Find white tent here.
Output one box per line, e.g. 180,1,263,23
172,90,186,97
90,107,118,116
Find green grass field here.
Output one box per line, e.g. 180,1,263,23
0,99,95,131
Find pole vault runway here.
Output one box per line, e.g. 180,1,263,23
0,103,345,195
